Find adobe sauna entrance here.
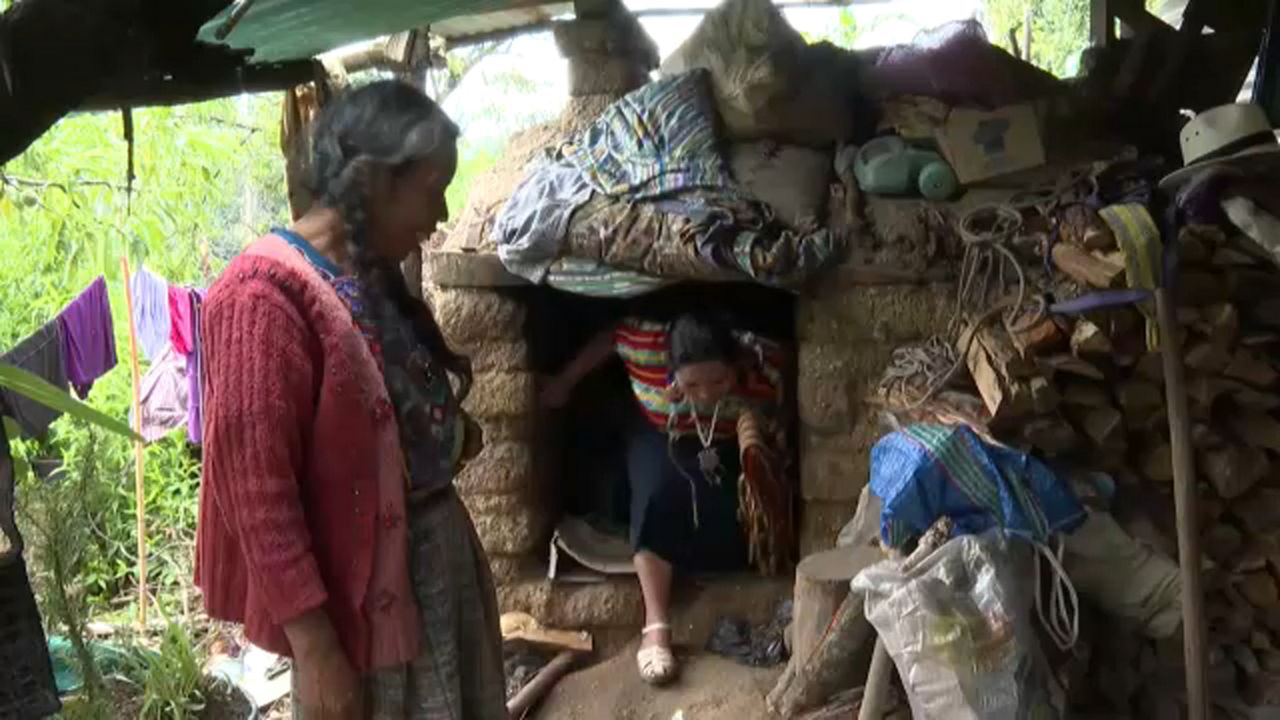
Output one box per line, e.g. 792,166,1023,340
423,194,957,651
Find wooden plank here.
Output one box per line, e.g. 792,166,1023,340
1052,243,1125,289
500,612,593,653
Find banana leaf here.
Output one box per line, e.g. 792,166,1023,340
0,364,141,441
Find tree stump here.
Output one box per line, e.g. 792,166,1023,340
791,546,881,668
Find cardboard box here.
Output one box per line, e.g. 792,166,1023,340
935,104,1046,184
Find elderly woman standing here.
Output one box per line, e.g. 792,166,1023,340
195,81,507,719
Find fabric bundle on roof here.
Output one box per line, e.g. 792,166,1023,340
494,70,847,291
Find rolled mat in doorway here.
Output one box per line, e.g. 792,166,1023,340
550,516,635,577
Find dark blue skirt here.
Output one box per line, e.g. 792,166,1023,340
625,409,750,573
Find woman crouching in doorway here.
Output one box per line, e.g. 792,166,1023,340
542,311,793,685
196,80,508,719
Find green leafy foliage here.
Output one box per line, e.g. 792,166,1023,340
133,623,209,720
2,95,285,621
0,365,140,440
983,0,1091,78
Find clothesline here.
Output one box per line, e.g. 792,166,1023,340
0,277,117,441
0,267,206,446
127,267,205,445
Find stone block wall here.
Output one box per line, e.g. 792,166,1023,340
793,198,959,556
429,286,551,585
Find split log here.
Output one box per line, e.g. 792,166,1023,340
1186,342,1232,374
1225,348,1280,388
1061,205,1117,252
1074,406,1126,449
1228,387,1280,413
1202,445,1270,500
1022,415,1080,454
1213,246,1260,267
959,324,1034,420
1060,379,1112,408
1179,229,1213,265
1181,270,1231,306
1118,379,1165,431
1011,316,1067,358
1141,441,1175,483
1229,412,1280,454
1052,243,1125,288
1197,303,1240,348
1030,376,1060,414
1071,320,1113,356
1037,353,1106,380
980,324,1038,378
791,547,882,668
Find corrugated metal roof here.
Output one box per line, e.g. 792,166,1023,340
197,0,566,64
434,3,573,42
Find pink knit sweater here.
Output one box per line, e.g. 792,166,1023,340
194,237,418,671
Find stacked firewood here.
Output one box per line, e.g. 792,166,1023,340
879,214,1280,711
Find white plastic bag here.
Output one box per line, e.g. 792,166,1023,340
851,530,1061,720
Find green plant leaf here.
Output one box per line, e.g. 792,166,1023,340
0,364,140,441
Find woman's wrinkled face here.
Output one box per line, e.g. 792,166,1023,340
368,142,458,262
674,360,736,409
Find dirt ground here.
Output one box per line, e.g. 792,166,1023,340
533,644,784,720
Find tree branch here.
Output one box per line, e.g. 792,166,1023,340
1,173,130,194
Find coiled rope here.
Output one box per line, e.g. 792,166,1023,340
879,203,1047,410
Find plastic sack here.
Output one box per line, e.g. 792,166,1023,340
851,530,1061,720
1061,510,1181,639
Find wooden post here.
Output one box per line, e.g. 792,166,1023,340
1156,286,1209,720
120,257,148,629
858,639,895,720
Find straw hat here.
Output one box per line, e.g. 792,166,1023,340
1160,103,1280,191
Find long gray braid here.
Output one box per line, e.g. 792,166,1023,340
307,81,472,442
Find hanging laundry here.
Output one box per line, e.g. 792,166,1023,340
168,286,196,356
57,277,118,400
129,345,189,442
0,322,68,438
129,266,171,362
186,290,205,445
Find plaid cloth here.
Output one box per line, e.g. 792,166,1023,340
564,70,733,200
544,256,674,298
870,424,1084,550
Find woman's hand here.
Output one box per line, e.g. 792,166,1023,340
285,610,363,719
540,374,573,409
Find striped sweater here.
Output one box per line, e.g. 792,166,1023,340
614,318,784,439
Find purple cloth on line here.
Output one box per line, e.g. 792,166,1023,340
57,277,118,399
130,267,171,362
